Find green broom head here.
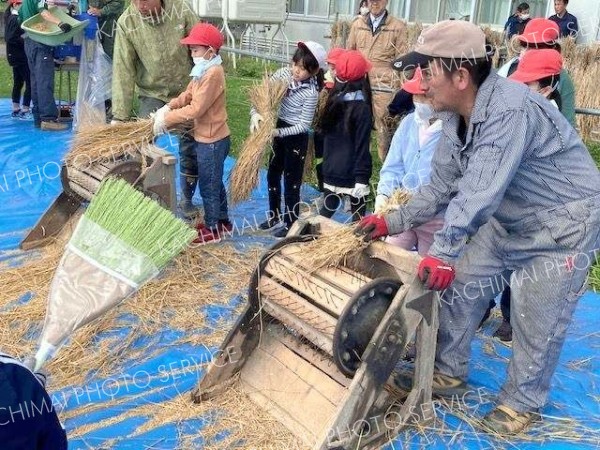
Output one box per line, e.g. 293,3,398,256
69,177,197,286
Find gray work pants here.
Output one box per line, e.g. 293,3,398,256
436,195,600,412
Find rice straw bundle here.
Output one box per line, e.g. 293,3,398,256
66,119,154,168
331,19,353,48
303,90,330,183
300,225,368,271
376,188,412,215
228,75,288,204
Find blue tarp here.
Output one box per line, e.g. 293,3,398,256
1,99,599,449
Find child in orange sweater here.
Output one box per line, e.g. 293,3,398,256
152,23,231,245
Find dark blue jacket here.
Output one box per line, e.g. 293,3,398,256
0,354,67,450
549,12,579,38
4,9,27,67
504,14,531,39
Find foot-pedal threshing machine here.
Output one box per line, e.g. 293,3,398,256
192,216,439,449
20,144,177,250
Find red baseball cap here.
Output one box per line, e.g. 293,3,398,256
326,47,346,66
335,50,372,82
402,67,425,95
8,0,23,6
517,18,560,46
509,49,562,84
181,23,224,51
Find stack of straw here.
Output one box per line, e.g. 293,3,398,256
331,19,353,48
66,119,154,168
228,74,288,204
376,188,412,215
301,226,368,272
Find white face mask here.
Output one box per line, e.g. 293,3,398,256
193,56,209,66
413,102,434,127
520,13,530,20
360,6,369,15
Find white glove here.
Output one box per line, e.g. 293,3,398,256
152,110,168,136
374,194,388,213
249,113,264,133
156,104,171,116
351,183,370,199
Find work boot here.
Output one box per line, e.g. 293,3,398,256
394,371,468,398
41,120,68,131
493,319,513,345
480,404,540,435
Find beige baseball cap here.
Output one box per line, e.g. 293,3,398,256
392,20,487,71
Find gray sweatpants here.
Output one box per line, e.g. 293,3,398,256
436,195,600,412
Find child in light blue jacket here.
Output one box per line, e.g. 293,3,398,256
375,68,443,255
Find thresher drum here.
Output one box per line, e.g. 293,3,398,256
193,216,440,449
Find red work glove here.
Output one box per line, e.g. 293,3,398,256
418,255,456,290
354,214,389,242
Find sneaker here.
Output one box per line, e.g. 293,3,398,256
192,225,221,245
217,219,234,234
11,110,21,118
272,226,289,238
493,320,512,344
394,371,468,398
41,120,68,131
259,217,282,231
18,110,33,120
480,404,540,435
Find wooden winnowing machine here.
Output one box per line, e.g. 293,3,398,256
192,216,440,449
20,144,177,250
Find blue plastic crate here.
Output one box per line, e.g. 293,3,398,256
54,43,82,60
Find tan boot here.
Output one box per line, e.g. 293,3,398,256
480,404,540,435
41,120,68,131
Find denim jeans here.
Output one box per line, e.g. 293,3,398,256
138,96,197,201
24,38,58,124
196,136,230,228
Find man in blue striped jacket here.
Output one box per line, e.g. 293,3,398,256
357,20,600,435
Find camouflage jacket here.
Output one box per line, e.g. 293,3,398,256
111,0,198,120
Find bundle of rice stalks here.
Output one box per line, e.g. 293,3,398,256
397,22,423,57
303,90,329,183
66,119,154,168
561,41,600,141
228,74,288,204
331,19,353,48
383,112,402,138
376,188,412,215
300,226,368,271
482,26,505,67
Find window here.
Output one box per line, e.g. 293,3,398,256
307,0,329,17
388,0,408,19
477,0,510,25
410,0,439,23
330,0,355,16
289,0,330,17
441,0,473,20
289,0,304,14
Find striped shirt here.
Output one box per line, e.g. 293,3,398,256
253,67,319,138
385,72,600,262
